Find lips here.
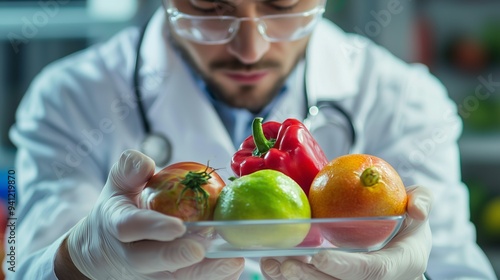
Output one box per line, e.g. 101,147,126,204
224,71,269,84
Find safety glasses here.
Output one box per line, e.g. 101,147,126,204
165,1,326,45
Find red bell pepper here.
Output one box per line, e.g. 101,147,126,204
231,117,329,195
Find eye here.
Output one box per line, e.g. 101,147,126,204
267,0,300,11
189,0,235,14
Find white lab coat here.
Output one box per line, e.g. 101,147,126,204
5,8,497,280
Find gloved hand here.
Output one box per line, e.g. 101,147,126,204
65,149,245,280
261,185,433,280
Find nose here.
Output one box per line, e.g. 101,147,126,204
226,19,271,65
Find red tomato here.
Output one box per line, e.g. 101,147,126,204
140,162,225,221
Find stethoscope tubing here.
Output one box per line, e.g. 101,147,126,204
133,17,356,166
314,100,357,146
302,60,356,149
134,21,152,136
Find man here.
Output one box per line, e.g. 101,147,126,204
5,0,497,279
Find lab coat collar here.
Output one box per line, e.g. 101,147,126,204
137,8,172,99
136,8,236,173
305,19,360,104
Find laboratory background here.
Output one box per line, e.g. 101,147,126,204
0,0,499,278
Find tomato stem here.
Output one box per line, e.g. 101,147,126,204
360,167,380,186
177,168,212,217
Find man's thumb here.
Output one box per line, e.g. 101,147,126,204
109,149,156,195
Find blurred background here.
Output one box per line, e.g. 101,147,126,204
0,0,499,278
333,1,500,276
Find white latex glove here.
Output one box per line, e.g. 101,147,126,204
67,149,245,280
261,185,433,280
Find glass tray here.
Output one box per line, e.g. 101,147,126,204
184,215,405,258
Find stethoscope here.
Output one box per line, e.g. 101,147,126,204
134,20,356,167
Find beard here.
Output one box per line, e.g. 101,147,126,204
168,32,305,114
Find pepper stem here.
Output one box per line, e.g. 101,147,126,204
360,167,380,186
252,117,276,156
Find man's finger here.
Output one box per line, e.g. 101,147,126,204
310,250,375,279
123,238,206,273
406,185,433,221
261,258,285,280
281,259,334,280
109,149,155,195
108,202,186,242
174,258,245,279
260,256,312,280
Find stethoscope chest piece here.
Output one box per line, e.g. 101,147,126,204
140,133,172,167
304,101,356,159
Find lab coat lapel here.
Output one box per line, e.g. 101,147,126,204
270,20,362,122
148,63,236,175
306,20,360,103
137,9,235,177
266,60,307,123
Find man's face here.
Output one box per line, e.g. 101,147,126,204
167,0,321,113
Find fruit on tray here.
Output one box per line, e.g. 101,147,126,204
213,169,311,248
309,154,407,247
141,162,225,221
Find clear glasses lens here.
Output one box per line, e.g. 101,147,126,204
173,17,236,43
260,13,322,42
168,5,325,44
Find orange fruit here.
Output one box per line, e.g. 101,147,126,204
309,154,408,248
309,154,407,218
